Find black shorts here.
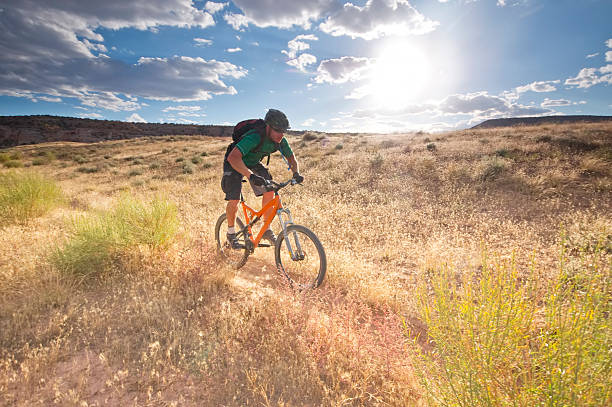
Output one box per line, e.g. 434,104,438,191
221,161,272,201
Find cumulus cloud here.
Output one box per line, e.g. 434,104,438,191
204,1,228,14
565,65,612,88
314,56,374,84
126,113,146,122
227,47,242,53
606,51,612,62
606,38,612,48
541,98,571,108
516,80,560,94
320,0,438,40
226,0,334,30
163,105,201,112
0,1,246,111
194,37,213,46
282,34,318,72
282,34,318,59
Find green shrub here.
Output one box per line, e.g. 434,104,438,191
201,162,213,169
335,143,343,150
175,157,185,162
412,239,611,406
0,153,10,163
4,160,23,168
495,148,510,158
149,162,161,170
74,155,87,164
191,156,202,164
303,132,318,141
76,166,99,174
182,163,194,174
0,171,63,225
128,169,143,177
480,157,505,181
200,151,209,157
426,143,436,152
51,195,179,276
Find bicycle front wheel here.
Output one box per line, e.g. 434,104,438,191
275,224,326,289
215,213,249,269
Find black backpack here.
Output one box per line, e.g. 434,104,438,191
224,119,279,165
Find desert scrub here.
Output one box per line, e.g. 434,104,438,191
413,239,611,406
52,195,179,276
0,170,63,225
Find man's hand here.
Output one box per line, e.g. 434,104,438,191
293,172,304,184
249,173,267,186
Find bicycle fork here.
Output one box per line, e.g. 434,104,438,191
277,208,305,261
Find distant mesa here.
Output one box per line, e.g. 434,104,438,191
0,115,234,148
472,115,612,129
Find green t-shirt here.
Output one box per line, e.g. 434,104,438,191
235,129,293,167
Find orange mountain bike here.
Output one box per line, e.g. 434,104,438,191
215,178,326,289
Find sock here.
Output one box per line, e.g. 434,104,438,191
227,226,235,234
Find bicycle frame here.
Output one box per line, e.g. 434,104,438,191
238,189,304,259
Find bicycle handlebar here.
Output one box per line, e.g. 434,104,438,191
264,178,300,192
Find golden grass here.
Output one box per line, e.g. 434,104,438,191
0,123,610,405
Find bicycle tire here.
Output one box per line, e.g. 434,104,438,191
275,224,326,289
215,213,249,269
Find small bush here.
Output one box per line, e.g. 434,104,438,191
200,151,209,157
201,162,213,169
175,157,185,163
0,171,63,225
191,156,202,164
335,143,343,150
128,169,143,177
149,162,161,170
77,167,99,174
426,143,436,152
495,148,510,157
4,160,23,168
182,163,194,174
303,132,318,141
0,152,10,163
479,157,505,181
51,195,179,276
74,155,87,164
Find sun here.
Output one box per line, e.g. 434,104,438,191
369,43,431,108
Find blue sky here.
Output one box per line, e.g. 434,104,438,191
0,0,610,132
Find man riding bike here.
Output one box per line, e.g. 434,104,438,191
222,109,303,249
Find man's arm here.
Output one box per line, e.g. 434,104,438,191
287,154,299,175
227,147,253,178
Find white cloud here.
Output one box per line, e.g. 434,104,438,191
163,105,201,112
607,38,612,48
516,80,560,94
226,0,335,29
226,47,242,53
606,51,612,62
38,96,62,103
78,112,104,119
204,1,228,14
0,1,244,110
301,118,316,127
282,34,318,72
541,98,571,108
126,113,146,122
282,34,318,59
320,0,438,40
194,37,213,46
287,53,317,73
314,56,374,84
586,52,599,59
565,65,612,88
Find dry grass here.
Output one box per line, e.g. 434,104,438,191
0,123,610,405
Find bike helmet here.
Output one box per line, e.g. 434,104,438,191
264,109,290,132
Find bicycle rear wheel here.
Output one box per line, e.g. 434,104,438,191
215,213,249,269
275,224,326,289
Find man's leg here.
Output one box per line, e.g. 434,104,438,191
226,200,239,227
261,191,275,227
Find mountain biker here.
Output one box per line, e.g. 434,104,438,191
222,109,303,249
